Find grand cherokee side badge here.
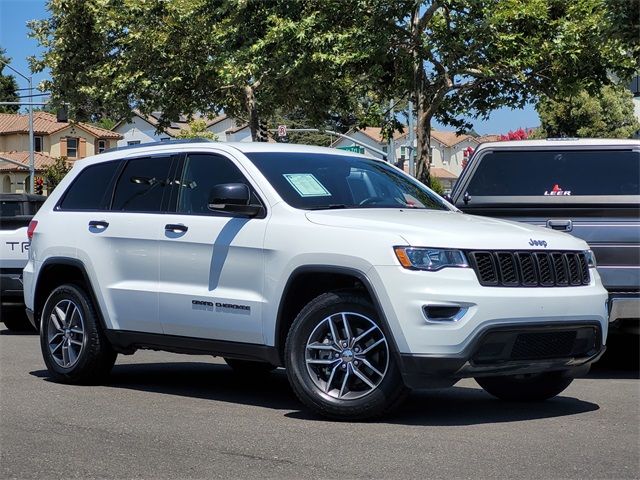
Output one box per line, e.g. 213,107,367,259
529,239,548,247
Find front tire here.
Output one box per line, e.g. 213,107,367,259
40,284,117,384
285,291,408,420
475,371,574,402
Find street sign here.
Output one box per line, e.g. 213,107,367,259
277,125,287,137
337,145,365,154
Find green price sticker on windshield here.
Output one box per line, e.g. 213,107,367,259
283,173,331,197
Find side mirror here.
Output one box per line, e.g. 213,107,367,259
208,183,262,217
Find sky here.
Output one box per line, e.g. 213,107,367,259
0,0,540,135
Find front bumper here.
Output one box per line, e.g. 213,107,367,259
398,321,605,389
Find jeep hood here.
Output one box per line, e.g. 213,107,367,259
305,209,587,251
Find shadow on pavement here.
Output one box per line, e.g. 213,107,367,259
31,361,600,426
0,327,37,336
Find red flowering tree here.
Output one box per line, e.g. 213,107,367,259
499,128,530,141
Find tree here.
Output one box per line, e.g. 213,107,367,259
29,1,637,187
334,0,639,186
499,128,530,141
0,47,19,113
536,84,640,138
28,0,367,140
43,156,71,192
175,119,218,140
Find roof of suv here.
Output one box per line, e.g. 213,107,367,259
477,138,640,150
81,141,373,168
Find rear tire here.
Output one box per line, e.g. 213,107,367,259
40,284,117,384
223,357,276,375
475,371,574,402
285,291,408,420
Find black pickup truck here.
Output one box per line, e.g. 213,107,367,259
1,193,46,331
450,139,639,335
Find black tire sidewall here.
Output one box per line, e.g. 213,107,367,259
286,292,405,419
40,284,110,382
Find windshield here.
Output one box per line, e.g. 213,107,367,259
246,152,449,211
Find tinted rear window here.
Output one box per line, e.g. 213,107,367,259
112,156,173,212
0,201,22,217
467,150,639,196
60,160,122,210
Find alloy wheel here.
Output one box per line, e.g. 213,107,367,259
305,312,389,400
47,299,85,368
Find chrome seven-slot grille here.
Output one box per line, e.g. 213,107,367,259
468,251,590,287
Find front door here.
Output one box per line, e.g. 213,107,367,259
158,152,267,343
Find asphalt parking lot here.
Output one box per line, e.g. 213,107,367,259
1,319,638,480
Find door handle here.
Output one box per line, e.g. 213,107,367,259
165,224,188,233
546,219,573,232
88,220,109,230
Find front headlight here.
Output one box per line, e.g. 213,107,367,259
394,247,469,271
584,249,597,268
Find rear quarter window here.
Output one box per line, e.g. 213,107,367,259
466,150,639,196
59,160,122,210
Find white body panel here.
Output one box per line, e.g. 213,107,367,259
1,226,29,269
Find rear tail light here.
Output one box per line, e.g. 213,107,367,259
27,220,38,240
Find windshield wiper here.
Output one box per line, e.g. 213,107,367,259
306,204,349,210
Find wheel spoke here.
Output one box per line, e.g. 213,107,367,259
306,358,340,365
353,325,376,344
341,313,352,342
339,364,351,398
70,328,84,335
69,338,83,346
360,337,385,355
61,342,70,366
357,357,384,377
50,313,63,331
67,342,78,365
327,317,340,343
307,342,339,352
68,306,79,329
50,340,63,354
325,363,340,393
54,305,67,327
352,364,376,390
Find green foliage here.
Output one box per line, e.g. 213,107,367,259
429,177,445,196
94,117,116,130
28,0,638,183
43,156,72,192
175,119,218,140
0,47,19,113
536,84,640,138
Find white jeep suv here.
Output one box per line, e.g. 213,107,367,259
23,142,608,420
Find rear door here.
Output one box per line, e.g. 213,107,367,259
58,154,177,333
452,147,640,291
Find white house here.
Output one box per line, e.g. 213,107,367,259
112,111,250,146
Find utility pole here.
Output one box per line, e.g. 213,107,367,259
407,100,415,177
0,60,35,193
387,99,396,164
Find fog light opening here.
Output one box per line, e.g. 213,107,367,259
423,305,467,322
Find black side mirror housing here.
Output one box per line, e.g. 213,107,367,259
208,183,262,217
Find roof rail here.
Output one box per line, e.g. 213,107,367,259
105,138,215,153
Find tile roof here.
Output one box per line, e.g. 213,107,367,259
0,112,121,139
357,127,406,143
430,167,458,179
0,151,62,172
476,134,501,143
117,110,229,137
430,130,478,147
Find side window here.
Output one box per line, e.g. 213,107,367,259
176,153,260,215
59,160,122,211
112,156,173,212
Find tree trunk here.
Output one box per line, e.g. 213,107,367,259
414,97,432,187
243,85,259,141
